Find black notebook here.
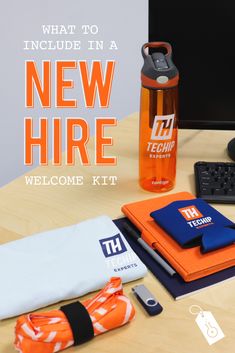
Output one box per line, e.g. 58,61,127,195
114,217,235,300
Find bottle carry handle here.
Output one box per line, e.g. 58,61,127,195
141,42,172,60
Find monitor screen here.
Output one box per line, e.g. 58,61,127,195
149,0,235,129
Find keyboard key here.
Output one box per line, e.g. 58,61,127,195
227,189,235,196
223,182,232,190
201,187,211,195
213,188,225,195
198,165,207,171
211,182,221,189
201,171,210,176
201,176,211,182
202,182,210,187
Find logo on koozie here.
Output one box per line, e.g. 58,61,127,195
179,205,213,229
178,205,203,221
99,234,127,257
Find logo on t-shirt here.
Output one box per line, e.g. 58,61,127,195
99,234,127,257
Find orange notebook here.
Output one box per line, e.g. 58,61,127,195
122,192,235,282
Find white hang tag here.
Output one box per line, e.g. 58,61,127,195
195,309,225,345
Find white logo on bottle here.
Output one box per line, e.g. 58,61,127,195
151,114,174,141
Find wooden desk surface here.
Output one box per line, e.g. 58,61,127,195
0,113,235,353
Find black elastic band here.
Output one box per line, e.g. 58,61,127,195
60,301,94,345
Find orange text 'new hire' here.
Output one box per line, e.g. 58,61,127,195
24,60,117,166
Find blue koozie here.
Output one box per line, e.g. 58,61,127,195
150,198,235,253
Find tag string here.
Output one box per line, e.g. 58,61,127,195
189,305,204,317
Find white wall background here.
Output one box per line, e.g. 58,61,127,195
0,0,148,186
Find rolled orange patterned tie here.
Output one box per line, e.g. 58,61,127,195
15,277,135,353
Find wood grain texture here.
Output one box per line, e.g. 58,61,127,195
0,113,234,353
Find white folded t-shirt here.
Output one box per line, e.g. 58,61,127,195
0,215,147,320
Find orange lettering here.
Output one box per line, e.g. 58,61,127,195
56,61,77,107
96,118,117,165
53,118,62,165
25,118,48,165
67,118,89,165
26,61,51,108
79,61,115,108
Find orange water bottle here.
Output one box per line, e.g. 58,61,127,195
139,42,179,192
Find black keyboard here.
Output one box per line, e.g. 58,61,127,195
194,161,235,203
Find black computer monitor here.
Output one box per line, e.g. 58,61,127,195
149,0,235,131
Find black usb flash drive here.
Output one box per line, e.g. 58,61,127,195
132,284,163,316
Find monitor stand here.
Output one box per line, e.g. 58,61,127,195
227,138,235,161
